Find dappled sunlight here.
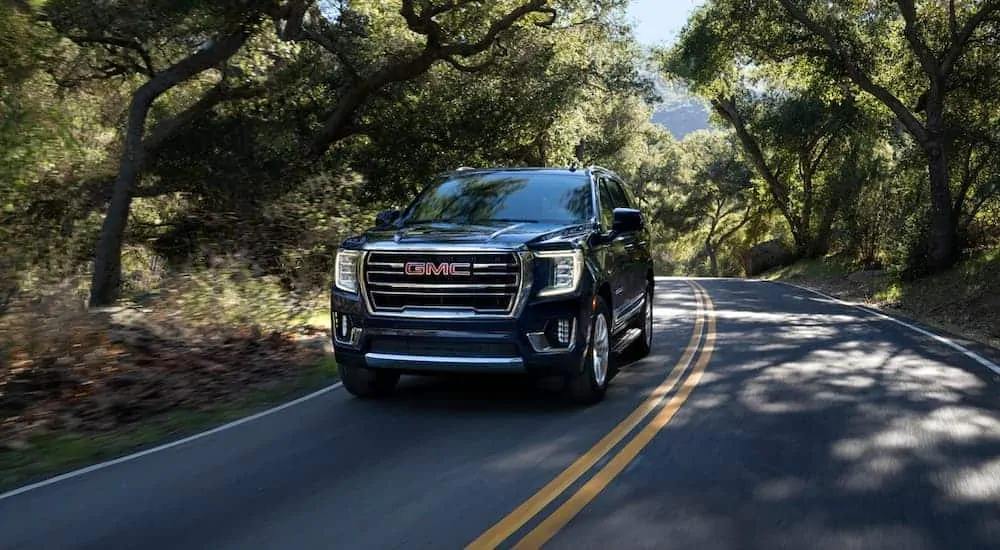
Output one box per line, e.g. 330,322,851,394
753,477,809,501
747,343,802,354
711,308,872,326
918,406,1000,442
563,497,736,549
905,363,987,393
482,434,591,473
563,280,1000,550
652,294,700,319
936,458,1000,503
772,522,932,550
829,406,1000,494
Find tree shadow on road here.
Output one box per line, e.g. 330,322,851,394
558,279,1000,550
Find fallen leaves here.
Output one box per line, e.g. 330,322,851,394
0,307,330,446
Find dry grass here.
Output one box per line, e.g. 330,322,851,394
0,269,335,485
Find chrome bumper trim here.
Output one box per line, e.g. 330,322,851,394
364,352,524,372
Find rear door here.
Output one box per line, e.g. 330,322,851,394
597,176,632,323
604,175,645,311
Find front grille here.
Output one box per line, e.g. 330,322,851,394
363,251,521,315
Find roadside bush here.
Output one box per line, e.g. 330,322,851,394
891,205,933,281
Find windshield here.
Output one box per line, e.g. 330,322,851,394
401,172,594,226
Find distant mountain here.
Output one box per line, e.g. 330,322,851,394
651,102,713,139
643,70,717,139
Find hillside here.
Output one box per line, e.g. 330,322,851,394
646,71,715,138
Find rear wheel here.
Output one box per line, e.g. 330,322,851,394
340,363,400,398
565,296,611,405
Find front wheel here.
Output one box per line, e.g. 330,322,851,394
565,296,611,405
339,363,400,398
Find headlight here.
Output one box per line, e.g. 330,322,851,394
536,249,583,297
334,249,362,293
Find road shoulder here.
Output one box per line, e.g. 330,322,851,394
0,357,339,495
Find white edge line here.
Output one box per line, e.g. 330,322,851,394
771,280,1000,377
0,381,344,501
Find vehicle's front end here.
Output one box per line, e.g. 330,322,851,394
331,242,596,381
329,166,649,404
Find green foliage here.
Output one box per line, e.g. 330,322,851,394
4,0,665,307
656,0,1000,278
4,0,999,305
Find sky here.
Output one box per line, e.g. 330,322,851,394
625,0,705,47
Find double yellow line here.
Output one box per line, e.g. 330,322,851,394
466,280,717,549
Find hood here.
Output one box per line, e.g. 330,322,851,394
353,221,592,251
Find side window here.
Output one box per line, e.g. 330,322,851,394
598,178,615,229
606,177,631,210
616,178,640,210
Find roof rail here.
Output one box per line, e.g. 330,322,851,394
454,166,476,171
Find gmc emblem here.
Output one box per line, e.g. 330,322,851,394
404,261,472,276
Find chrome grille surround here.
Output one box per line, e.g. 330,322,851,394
359,248,534,319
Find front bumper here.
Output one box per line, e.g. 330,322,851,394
331,290,592,376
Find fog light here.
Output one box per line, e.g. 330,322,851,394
338,313,350,339
528,318,576,353
333,313,362,347
557,318,571,345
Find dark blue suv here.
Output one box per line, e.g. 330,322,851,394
330,166,654,404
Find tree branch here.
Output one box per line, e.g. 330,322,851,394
142,83,266,155
950,0,959,40
299,28,360,80
941,2,1000,75
307,0,555,158
717,202,755,245
710,94,797,232
896,0,939,74
953,141,992,218
444,54,496,73
67,34,157,77
776,0,929,144
440,0,551,57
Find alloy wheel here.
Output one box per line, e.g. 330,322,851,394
592,313,610,387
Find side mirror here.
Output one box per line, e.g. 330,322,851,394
612,208,643,233
375,209,400,227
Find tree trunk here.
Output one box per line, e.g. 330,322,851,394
925,140,959,271
88,32,250,307
89,90,154,307
807,194,841,259
923,92,959,272
705,238,719,277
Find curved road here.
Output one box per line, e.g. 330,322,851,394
3,278,1000,550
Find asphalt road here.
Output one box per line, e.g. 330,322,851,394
3,278,1000,550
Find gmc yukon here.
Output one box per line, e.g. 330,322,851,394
330,166,655,404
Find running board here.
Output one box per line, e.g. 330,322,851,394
612,328,643,354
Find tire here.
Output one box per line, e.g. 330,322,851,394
339,363,400,398
622,280,653,361
565,295,612,405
